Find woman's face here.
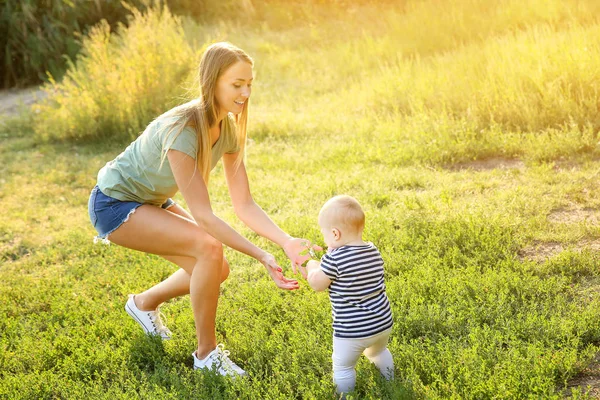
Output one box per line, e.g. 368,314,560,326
215,61,253,118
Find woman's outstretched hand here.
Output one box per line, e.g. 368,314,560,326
259,251,299,290
282,238,323,279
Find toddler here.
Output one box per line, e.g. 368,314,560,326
306,195,394,395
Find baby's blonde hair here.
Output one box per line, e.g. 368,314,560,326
318,195,365,234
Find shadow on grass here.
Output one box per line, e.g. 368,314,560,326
127,334,168,374
126,334,236,398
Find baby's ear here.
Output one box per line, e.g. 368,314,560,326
332,227,341,240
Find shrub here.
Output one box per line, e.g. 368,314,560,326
32,4,195,142
0,0,148,88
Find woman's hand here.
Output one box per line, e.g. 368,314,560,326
282,238,323,279
259,251,299,290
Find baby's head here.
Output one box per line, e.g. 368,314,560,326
318,195,365,249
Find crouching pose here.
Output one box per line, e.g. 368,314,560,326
88,42,316,377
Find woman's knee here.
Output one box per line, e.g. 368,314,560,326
192,235,223,264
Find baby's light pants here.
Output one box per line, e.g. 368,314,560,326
332,327,394,395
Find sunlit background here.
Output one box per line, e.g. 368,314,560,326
2,1,600,398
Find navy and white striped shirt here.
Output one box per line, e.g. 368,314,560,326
320,243,393,339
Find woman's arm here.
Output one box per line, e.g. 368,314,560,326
167,148,299,290
222,153,289,245
168,149,264,258
222,153,320,275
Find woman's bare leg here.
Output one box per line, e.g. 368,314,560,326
131,204,230,312
134,258,230,311
107,204,224,358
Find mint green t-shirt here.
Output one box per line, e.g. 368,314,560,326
97,112,240,206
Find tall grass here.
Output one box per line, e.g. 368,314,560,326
243,0,600,164
33,0,600,155
0,0,399,89
361,23,600,132
32,6,194,142
0,0,149,88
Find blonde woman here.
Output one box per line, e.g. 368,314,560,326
88,42,317,377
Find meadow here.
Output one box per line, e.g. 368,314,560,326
1,0,600,398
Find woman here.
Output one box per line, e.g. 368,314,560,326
88,42,316,377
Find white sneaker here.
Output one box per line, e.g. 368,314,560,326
192,344,247,377
125,294,172,340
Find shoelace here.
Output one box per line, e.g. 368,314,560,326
215,344,241,372
147,310,171,335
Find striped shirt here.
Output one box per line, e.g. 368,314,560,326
320,243,393,339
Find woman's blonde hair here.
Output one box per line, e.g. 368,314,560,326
160,42,253,183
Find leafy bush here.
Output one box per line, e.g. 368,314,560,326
32,4,194,142
0,0,397,89
0,0,149,88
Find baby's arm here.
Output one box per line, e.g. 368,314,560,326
306,260,332,292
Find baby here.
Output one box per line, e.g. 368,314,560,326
306,195,394,396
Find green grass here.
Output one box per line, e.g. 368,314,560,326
2,0,600,398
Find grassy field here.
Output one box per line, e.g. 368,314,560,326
2,0,600,398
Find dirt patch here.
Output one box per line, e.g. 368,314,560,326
580,239,600,251
565,352,600,398
553,160,581,172
0,237,32,262
0,87,46,116
519,239,600,262
518,241,564,262
548,207,600,225
449,157,525,171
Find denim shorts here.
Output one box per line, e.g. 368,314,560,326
88,185,175,242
